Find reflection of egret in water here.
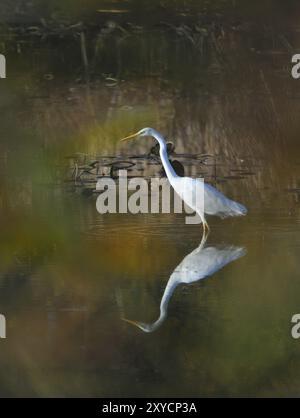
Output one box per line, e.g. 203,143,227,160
123,234,246,333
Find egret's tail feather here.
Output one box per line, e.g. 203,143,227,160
231,201,247,216
218,200,247,218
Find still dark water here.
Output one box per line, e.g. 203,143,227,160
1,1,300,397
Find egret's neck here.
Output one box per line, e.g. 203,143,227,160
151,131,178,181
145,278,179,332
160,147,177,181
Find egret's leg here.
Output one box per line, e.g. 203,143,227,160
204,220,210,233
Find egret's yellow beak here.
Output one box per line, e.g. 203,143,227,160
120,132,139,142
122,318,140,327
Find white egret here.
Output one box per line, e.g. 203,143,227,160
121,128,247,231
123,233,246,332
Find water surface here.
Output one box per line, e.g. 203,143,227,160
1,1,300,397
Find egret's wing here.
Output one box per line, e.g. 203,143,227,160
204,183,247,217
171,178,247,218
171,177,204,213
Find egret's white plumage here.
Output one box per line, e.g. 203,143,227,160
121,127,247,230
123,234,246,332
